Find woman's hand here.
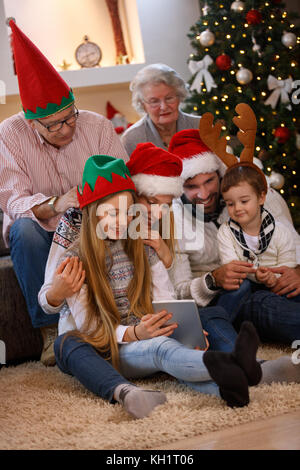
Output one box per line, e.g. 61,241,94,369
134,309,178,340
255,266,277,288
203,330,209,351
46,257,86,307
194,330,209,351
143,232,173,268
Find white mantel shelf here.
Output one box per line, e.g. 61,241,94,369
60,63,145,89
4,62,146,96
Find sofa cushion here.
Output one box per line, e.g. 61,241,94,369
0,211,10,256
0,257,42,363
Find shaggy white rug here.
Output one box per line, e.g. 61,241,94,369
1,344,300,450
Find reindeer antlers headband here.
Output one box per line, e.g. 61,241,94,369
198,103,268,192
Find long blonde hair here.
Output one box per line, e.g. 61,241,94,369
159,209,177,260
63,195,154,371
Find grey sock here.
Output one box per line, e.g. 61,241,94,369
260,356,300,385
114,384,167,419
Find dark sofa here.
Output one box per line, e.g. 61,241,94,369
0,211,42,364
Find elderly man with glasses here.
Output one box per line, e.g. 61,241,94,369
0,21,128,365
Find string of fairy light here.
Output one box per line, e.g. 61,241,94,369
188,1,300,206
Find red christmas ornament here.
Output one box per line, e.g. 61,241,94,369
272,0,281,4
216,54,232,71
246,9,262,25
274,126,291,144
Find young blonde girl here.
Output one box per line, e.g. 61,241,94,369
41,155,175,419
42,154,264,412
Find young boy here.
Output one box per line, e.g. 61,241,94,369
217,165,297,291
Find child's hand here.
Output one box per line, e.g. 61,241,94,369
255,266,277,288
194,330,209,351
203,329,209,351
135,310,178,340
46,257,85,307
143,233,173,268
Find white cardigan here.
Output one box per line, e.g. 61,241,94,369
217,220,297,283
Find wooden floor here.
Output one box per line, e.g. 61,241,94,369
154,410,300,450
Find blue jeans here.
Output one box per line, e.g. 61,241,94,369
118,335,220,397
9,218,58,328
234,287,300,344
199,306,238,353
208,278,300,347
198,282,252,353
216,279,252,320
216,279,300,344
250,281,300,304
54,334,132,403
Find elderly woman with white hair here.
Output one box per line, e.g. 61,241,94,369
121,63,200,156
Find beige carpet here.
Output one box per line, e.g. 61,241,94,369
1,344,300,450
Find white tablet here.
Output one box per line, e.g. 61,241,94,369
152,299,207,350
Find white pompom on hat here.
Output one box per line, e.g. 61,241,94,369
126,142,183,197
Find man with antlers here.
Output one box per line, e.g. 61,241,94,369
168,103,300,349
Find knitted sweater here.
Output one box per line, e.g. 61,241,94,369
170,187,300,307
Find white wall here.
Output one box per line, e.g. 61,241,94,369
0,0,15,92
136,0,200,81
3,0,144,69
0,0,200,95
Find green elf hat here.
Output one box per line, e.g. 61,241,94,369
8,19,74,119
77,155,136,209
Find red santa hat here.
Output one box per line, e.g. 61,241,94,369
168,129,227,181
7,19,74,119
126,143,183,198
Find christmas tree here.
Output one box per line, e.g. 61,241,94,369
184,0,300,228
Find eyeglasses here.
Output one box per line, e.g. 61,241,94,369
36,106,79,132
142,95,178,109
